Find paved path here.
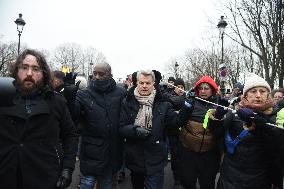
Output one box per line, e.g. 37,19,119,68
67,160,219,189
68,161,175,189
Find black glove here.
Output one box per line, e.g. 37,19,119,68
55,168,72,189
237,108,270,129
236,108,254,123
0,77,16,107
63,72,77,85
63,84,79,104
215,97,230,119
135,126,152,139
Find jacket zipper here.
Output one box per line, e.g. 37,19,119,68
54,146,61,166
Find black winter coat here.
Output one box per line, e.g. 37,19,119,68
211,111,283,189
74,80,126,176
0,89,78,189
119,88,191,175
165,92,186,136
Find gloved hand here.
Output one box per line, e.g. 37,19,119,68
236,108,255,123
237,108,270,129
215,97,229,119
184,93,195,109
63,72,77,85
63,84,79,104
135,126,152,139
55,168,72,189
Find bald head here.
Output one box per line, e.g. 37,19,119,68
93,62,112,80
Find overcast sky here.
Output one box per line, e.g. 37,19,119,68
0,0,222,80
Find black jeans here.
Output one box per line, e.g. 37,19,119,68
168,135,181,183
179,144,220,189
130,169,164,189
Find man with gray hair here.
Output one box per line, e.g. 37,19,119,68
119,69,193,189
72,62,126,189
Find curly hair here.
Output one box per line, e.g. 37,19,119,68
10,49,52,88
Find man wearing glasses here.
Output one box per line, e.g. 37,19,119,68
0,49,78,189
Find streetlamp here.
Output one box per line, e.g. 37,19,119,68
14,13,26,55
217,16,227,96
174,62,179,78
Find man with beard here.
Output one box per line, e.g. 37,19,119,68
0,49,78,189
72,62,126,189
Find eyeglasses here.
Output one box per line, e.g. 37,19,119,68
18,64,42,74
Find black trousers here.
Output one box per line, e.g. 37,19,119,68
168,135,181,183
130,170,164,189
178,144,220,189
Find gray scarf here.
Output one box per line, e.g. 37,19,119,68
134,87,156,129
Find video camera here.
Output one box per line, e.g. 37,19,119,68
0,77,16,106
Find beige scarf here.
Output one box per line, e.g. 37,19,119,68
134,87,156,129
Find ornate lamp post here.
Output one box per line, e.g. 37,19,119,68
217,16,227,96
14,13,26,55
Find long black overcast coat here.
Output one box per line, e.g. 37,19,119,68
0,89,78,189
119,87,191,175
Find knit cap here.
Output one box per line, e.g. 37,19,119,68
243,73,271,95
174,78,185,88
168,77,176,83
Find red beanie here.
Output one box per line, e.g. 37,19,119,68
193,76,218,96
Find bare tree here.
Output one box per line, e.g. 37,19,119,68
52,43,83,72
225,0,283,88
0,41,18,76
83,47,106,77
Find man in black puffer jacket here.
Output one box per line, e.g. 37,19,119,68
72,62,126,189
119,70,193,189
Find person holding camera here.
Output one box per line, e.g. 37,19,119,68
119,70,193,189
0,49,78,189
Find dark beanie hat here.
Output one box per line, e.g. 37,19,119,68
152,70,162,85
132,71,138,86
174,78,185,88
233,82,243,90
168,77,176,82
53,70,65,80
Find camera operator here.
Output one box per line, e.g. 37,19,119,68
0,49,78,189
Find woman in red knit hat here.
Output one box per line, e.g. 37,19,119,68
178,75,222,189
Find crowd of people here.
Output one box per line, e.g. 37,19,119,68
0,49,283,189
